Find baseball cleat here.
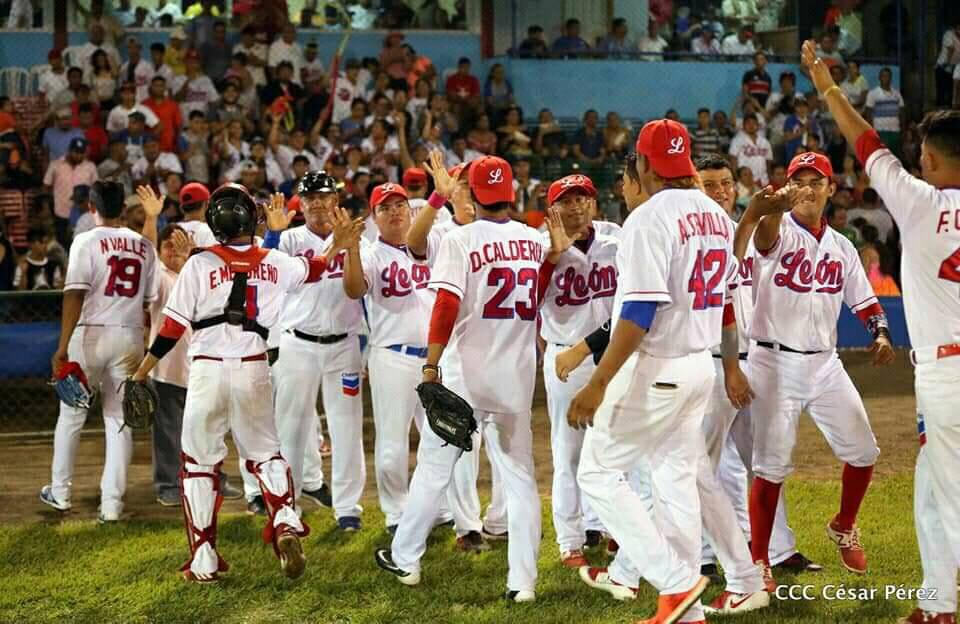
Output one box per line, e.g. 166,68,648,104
585,530,604,549
561,549,588,568
578,566,638,601
40,485,71,512
97,508,120,524
703,589,770,614
481,526,508,541
182,569,221,584
374,548,420,586
455,530,491,553
156,490,181,507
897,609,956,624
774,551,823,572
506,590,535,602
337,516,362,532
246,495,266,516
276,528,306,580
635,575,709,624
433,518,455,530
220,480,243,500
826,520,867,574
756,560,777,594
302,484,332,508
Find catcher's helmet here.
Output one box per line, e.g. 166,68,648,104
206,183,258,243
297,170,339,196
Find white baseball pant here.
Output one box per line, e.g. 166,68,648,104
543,342,604,553
578,350,714,622
913,355,960,614
50,326,142,516
392,410,541,593
273,332,365,519
748,347,879,484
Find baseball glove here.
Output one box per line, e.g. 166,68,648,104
121,378,159,430
416,382,477,451
51,361,94,409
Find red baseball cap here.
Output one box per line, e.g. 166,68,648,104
180,182,210,207
48,49,63,61
286,194,301,213
547,174,597,206
787,151,833,179
370,182,409,209
448,162,469,179
185,48,201,62
468,155,514,205
635,119,696,179
402,167,428,188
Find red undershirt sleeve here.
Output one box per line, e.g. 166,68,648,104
428,289,461,346
158,315,187,339
537,260,556,306
305,256,329,283
855,129,885,167
723,302,736,327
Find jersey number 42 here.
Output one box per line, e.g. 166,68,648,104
688,249,727,310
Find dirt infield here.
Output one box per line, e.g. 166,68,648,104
0,350,919,526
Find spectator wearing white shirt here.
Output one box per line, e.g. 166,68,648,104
722,0,760,23
865,66,904,156
691,26,721,57
268,24,304,86
447,134,482,166
148,1,183,27
233,25,268,87
721,26,756,58
637,20,669,61
301,42,325,86
119,38,156,103
332,58,369,124
841,60,869,110
173,49,219,122
107,83,160,133
269,118,320,180
131,135,183,189
936,21,960,106
38,49,70,105
72,23,121,79
728,113,772,185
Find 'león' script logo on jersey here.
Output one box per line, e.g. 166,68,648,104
488,168,504,184
554,263,618,306
773,248,844,294
666,136,685,155
797,153,817,166
380,261,430,298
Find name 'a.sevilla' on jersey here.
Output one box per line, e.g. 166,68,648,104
539,229,619,345
278,225,366,336
64,226,158,328
749,213,879,353
429,219,544,415
616,188,735,358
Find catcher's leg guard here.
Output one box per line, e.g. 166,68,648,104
247,455,310,578
179,453,228,583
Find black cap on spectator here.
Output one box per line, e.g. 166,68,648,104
128,111,146,121
250,136,266,146
306,41,318,49
68,137,88,152
345,58,360,69
292,155,310,166
780,71,796,83
528,25,543,34
151,42,165,53
458,57,470,65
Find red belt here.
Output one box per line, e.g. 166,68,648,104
937,344,960,360
193,353,267,363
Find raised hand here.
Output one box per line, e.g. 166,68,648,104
136,185,164,219
749,185,794,216
546,206,574,263
264,192,295,232
801,39,836,95
329,206,364,254
170,227,193,256
422,148,457,199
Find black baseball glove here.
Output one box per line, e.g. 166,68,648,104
121,378,159,430
416,382,477,451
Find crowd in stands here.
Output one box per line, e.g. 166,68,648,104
0,3,909,297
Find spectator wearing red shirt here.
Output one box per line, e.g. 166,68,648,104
445,57,482,119
78,103,109,162
144,75,182,153
70,85,102,128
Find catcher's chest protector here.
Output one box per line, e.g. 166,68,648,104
191,245,272,339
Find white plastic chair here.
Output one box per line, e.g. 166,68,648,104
0,67,31,98
28,64,49,96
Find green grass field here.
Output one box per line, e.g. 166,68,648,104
1,474,925,624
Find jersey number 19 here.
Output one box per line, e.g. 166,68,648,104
104,256,142,297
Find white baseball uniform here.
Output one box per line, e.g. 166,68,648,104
747,213,880,485
863,144,960,614
540,227,618,553
177,219,218,248
271,225,366,520
50,226,158,517
577,189,741,621
391,218,544,593
162,243,311,578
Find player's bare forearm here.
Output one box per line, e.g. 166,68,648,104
142,215,158,247
406,200,438,257
753,214,783,254
733,208,761,259
588,319,646,390
131,353,159,382
801,40,872,148
341,245,367,299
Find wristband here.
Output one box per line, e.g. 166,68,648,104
824,85,842,98
427,191,447,210
422,364,441,380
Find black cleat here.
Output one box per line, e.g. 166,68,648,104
774,552,823,572
585,530,604,549
375,548,420,585
246,495,266,516
302,484,332,508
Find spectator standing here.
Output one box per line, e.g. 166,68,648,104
260,61,305,118
552,19,591,58
691,25,721,56
598,17,638,58
332,58,368,124
42,137,97,245
517,25,548,58
447,134,482,166
174,50,219,122
936,20,960,106
865,67,905,156
722,26,756,58
147,43,176,90
379,31,410,92
112,110,151,164
603,111,630,158
340,98,368,147
692,107,721,157
813,30,844,69
178,110,211,185
728,113,771,185
742,51,772,106
165,27,188,76
78,104,108,163
74,24,121,78
16,227,63,290
6,0,33,28
571,109,606,167
98,138,134,196
841,60,869,110
43,108,85,162
132,135,183,189
144,76,183,154
496,106,532,158
783,97,821,162
107,82,160,134
445,57,482,119
199,20,232,84
149,0,184,27
38,50,69,105
302,42,325,86
49,67,84,112
89,50,118,110
468,113,498,154
483,63,514,125
234,25,268,88
271,117,320,179
185,0,219,49
120,37,154,103
269,24,305,85
637,19,669,61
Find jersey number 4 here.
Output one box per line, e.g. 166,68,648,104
688,249,727,310
104,257,142,297
939,248,960,285
482,267,538,320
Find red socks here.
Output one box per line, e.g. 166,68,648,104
749,477,782,564
835,463,874,530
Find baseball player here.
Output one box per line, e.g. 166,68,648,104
375,155,570,601
695,154,819,576
128,184,362,582
538,173,618,567
804,41,960,624
734,150,893,589
270,171,367,531
42,181,158,522
176,182,218,247
567,120,737,624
